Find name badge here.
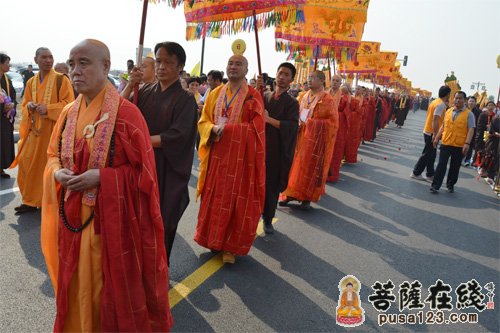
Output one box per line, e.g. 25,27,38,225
300,108,310,123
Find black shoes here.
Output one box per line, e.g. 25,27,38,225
263,220,274,234
14,204,38,214
429,187,438,194
1,170,10,179
447,186,454,193
298,201,312,211
278,196,295,207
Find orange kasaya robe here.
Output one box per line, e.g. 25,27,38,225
12,69,74,207
283,89,339,202
328,92,350,182
41,83,172,332
195,83,265,256
344,96,363,163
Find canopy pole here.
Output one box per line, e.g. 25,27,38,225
252,10,264,94
133,0,149,105
252,10,263,76
200,38,206,75
313,45,319,71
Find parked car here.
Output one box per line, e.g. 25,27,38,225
107,74,120,89
6,71,24,102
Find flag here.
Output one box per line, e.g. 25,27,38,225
190,61,201,77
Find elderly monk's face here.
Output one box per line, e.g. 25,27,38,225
226,55,248,81
141,57,155,83
68,43,110,97
331,76,342,91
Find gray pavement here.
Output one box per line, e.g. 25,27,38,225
1,110,498,332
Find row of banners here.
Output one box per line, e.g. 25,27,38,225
166,0,430,96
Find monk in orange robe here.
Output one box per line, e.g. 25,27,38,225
280,71,339,210
196,54,265,264
41,39,172,332
345,86,364,163
328,83,350,182
12,47,75,214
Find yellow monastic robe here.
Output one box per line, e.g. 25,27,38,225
13,69,74,207
42,88,105,332
196,86,222,198
196,85,243,198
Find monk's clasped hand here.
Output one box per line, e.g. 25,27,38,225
64,169,101,192
54,168,75,188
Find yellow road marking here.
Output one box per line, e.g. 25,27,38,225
168,218,278,308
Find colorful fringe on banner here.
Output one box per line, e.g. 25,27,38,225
150,0,182,8
184,0,306,40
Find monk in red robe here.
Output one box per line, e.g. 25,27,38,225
345,86,364,163
328,82,350,182
41,39,172,332
280,71,339,209
363,88,376,142
379,89,390,129
196,54,265,264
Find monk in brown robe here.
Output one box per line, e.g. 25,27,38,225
127,42,198,264
258,63,299,234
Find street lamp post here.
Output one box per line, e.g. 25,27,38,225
471,81,486,91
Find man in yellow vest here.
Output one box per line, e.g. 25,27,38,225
430,91,475,193
411,86,451,181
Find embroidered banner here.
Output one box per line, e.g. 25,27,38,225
275,0,371,60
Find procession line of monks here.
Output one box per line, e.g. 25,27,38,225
3,39,407,332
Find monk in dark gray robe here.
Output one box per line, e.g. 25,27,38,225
132,42,198,263
260,63,299,234
1,54,16,178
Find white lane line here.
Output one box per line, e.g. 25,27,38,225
0,187,20,196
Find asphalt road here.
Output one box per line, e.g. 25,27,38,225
1,110,498,332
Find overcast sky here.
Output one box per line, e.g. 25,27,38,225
2,0,499,97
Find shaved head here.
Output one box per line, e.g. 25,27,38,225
68,39,112,102
226,54,248,82
330,74,342,91
229,55,248,68
72,39,110,64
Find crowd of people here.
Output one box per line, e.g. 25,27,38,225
1,39,499,331
411,85,500,195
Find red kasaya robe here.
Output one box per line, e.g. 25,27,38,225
363,96,376,142
345,96,362,163
284,90,339,201
328,93,350,182
42,85,172,332
379,97,390,129
195,83,265,256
